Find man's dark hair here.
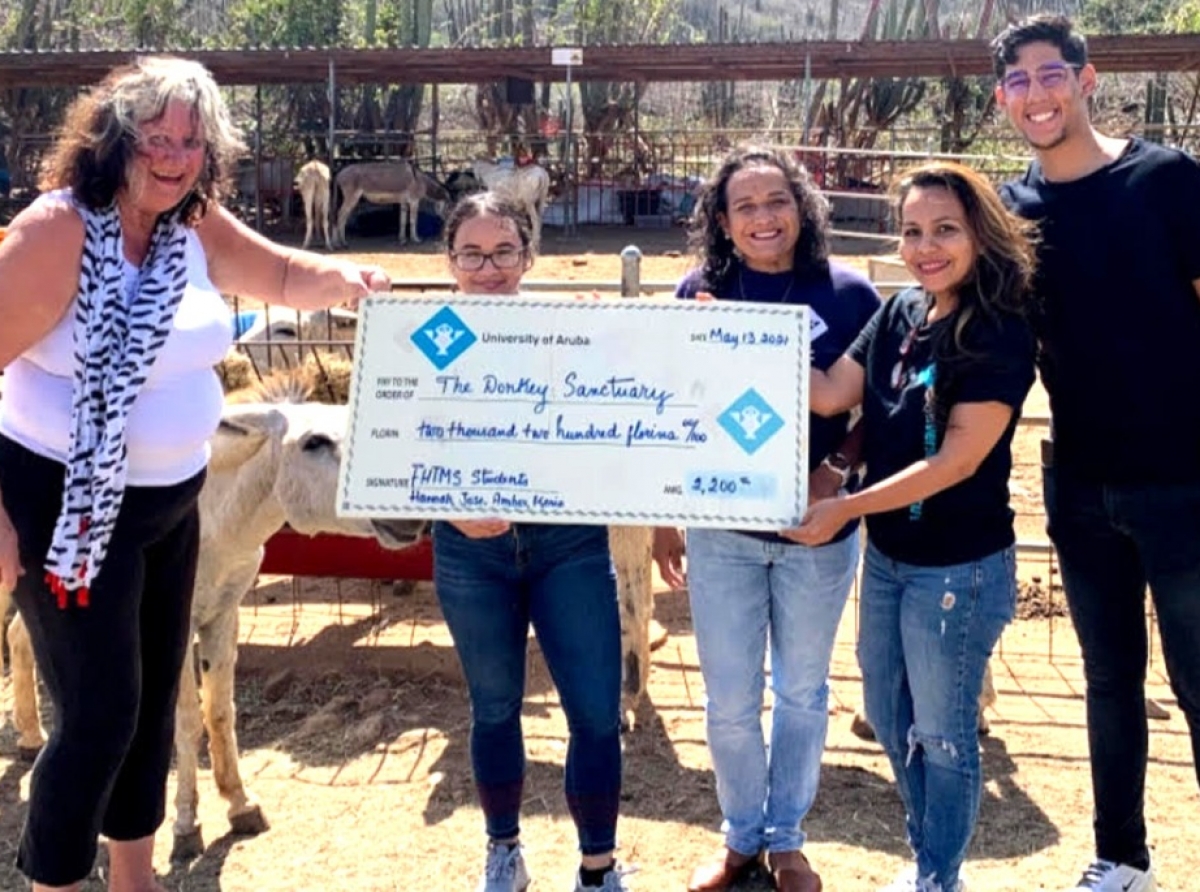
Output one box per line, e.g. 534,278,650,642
991,14,1088,79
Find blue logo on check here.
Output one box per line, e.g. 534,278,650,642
412,306,477,370
717,388,784,455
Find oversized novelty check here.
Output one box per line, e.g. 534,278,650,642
337,294,810,529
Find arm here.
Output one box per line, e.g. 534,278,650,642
808,414,864,505
785,400,1014,546
450,519,511,538
0,200,84,369
195,205,389,310
809,355,865,417
652,526,687,590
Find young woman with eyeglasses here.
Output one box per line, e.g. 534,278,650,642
791,162,1037,892
431,192,632,892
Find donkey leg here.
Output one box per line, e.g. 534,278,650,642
608,525,654,731
8,612,46,758
978,659,997,736
334,189,359,248
301,198,314,250
320,196,333,250
409,199,423,244
395,203,407,246
200,608,267,837
172,641,206,861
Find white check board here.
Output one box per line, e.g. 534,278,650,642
337,294,810,530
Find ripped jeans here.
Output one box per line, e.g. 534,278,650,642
857,541,1016,891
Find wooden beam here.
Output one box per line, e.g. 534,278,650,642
0,35,1198,89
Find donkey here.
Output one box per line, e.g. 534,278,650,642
333,161,451,247
295,159,332,251
2,373,426,860
471,159,552,247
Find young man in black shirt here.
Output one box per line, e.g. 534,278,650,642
994,15,1200,892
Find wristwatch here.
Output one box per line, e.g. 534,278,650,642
820,451,854,486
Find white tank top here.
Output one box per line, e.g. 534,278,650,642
0,192,234,485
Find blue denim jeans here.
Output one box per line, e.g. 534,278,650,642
686,527,859,856
432,521,622,855
1044,467,1200,869
857,541,1016,890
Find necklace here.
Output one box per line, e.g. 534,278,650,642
738,268,795,304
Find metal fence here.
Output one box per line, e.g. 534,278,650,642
223,246,1122,666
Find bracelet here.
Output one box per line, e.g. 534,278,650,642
828,451,853,471
820,457,853,485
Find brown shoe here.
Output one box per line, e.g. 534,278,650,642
768,850,822,892
686,848,763,892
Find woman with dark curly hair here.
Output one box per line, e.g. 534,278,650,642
653,145,880,892
795,161,1038,892
0,56,389,892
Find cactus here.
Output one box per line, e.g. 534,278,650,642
807,0,932,178
381,0,433,146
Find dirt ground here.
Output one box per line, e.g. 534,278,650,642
0,234,1193,892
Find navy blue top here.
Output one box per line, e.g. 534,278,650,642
848,289,1035,566
677,261,881,541
1000,138,1200,483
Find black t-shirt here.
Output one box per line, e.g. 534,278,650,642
677,261,880,541
1000,138,1200,483
848,289,1035,566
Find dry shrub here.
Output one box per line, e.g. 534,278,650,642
215,349,355,405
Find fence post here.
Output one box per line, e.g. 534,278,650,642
620,245,642,298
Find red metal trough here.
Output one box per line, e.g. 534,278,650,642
259,528,434,581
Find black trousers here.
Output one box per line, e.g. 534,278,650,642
0,435,204,886
1045,463,1200,870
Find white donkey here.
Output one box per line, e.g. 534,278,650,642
333,161,451,247
2,374,425,860
295,159,332,250
472,159,552,247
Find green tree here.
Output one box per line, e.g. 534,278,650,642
0,0,87,193
1079,0,1180,34
225,0,347,157
573,0,680,178
1081,0,1187,144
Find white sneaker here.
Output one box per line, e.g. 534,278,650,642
1066,860,1156,892
574,862,637,890
878,868,966,892
477,842,531,892
878,868,917,892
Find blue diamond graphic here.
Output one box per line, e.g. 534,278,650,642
717,388,784,455
411,306,477,370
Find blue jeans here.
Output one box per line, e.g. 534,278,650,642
432,521,622,855
686,527,859,856
1044,467,1200,869
858,541,1016,890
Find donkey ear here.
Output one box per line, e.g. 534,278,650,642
210,406,287,472
327,306,359,326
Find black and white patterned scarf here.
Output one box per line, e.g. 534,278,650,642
44,202,189,607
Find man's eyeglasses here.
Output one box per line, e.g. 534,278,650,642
450,248,526,271
1000,62,1083,98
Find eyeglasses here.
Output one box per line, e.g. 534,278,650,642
999,62,1083,98
450,247,526,271
135,133,205,159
